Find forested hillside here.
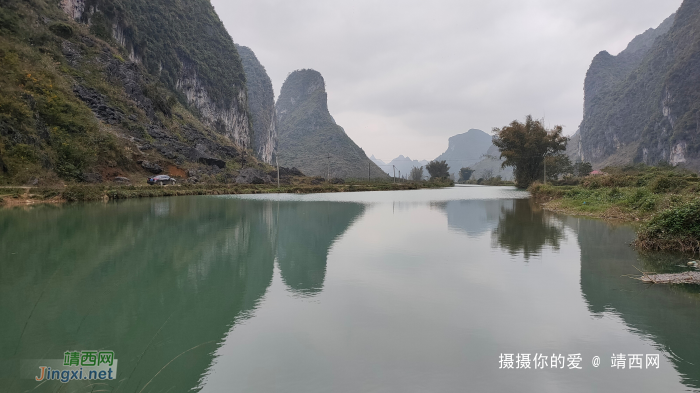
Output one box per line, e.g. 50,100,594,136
0,0,268,185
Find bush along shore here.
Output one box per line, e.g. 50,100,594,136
528,164,700,255
0,178,454,206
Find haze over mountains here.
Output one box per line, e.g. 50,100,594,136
370,155,429,179
1,0,698,185
435,0,700,178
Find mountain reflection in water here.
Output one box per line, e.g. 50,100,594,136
0,197,363,392
1,187,698,392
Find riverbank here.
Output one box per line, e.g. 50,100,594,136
529,165,700,254
0,179,454,206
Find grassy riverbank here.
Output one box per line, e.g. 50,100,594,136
0,179,454,206
529,165,700,253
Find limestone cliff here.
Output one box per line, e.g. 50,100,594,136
276,69,387,179
579,3,700,169
63,0,252,148
236,45,277,164
434,129,493,178
0,0,262,185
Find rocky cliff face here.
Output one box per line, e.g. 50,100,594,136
276,69,387,179
0,0,262,185
579,3,700,169
434,129,494,177
236,45,277,164
63,0,252,149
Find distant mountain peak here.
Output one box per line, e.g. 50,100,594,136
435,129,493,176
276,70,387,178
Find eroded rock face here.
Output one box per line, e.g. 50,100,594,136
60,0,84,20
140,161,162,174
176,59,251,149
73,85,123,125
235,168,271,184
275,69,388,179
578,5,700,169
236,45,277,164
62,0,253,151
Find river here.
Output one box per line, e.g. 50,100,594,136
1,186,698,392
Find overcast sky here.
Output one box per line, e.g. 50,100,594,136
211,0,682,161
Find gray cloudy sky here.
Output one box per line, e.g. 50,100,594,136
211,0,682,161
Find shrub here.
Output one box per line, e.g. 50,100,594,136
635,200,700,253
49,22,73,39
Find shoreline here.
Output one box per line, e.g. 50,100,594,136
529,179,700,256
0,180,454,207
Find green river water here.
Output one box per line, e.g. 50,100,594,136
1,186,699,392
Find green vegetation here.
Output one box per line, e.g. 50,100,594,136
0,179,455,205
0,0,261,186
410,166,424,182
459,167,474,182
236,45,275,163
635,200,700,253
529,164,700,253
0,0,132,185
426,160,450,180
578,9,700,168
493,115,568,188
84,0,247,109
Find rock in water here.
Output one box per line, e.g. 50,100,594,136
276,69,387,179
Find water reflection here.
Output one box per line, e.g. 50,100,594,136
277,202,364,296
2,187,699,392
491,199,564,259
572,217,700,390
440,199,512,237
0,197,363,392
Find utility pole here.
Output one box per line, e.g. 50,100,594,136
368,162,370,182
393,165,396,183
276,155,280,188
543,115,547,186
544,153,547,185
327,153,331,181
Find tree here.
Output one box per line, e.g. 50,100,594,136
492,115,568,188
544,155,573,182
459,167,475,182
425,160,450,180
410,166,424,182
572,161,593,177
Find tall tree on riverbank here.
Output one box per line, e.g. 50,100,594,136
426,160,450,180
493,116,568,188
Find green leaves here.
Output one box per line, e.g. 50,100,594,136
493,115,568,188
426,160,450,180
